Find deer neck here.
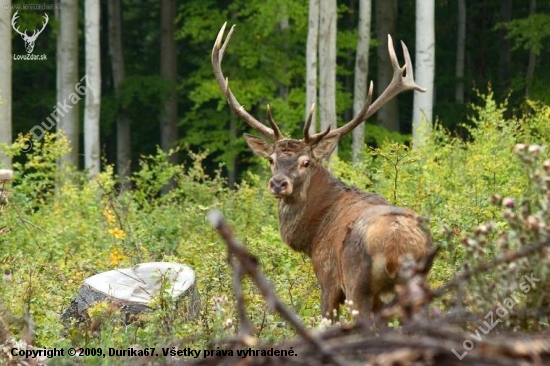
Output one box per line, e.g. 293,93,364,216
277,164,344,256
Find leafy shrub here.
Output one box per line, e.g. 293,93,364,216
0,92,549,364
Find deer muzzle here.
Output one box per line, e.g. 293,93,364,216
269,175,292,197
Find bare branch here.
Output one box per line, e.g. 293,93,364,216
207,210,346,366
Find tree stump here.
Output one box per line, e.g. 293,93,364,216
61,262,200,322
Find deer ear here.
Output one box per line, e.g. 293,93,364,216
311,135,339,159
243,134,274,158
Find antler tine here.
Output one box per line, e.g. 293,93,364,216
304,103,332,145
400,40,426,93
309,34,425,141
212,23,276,141
363,35,426,117
217,22,234,63
266,105,284,141
303,103,315,142
306,82,373,142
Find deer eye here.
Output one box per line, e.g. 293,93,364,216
268,157,274,165
302,160,310,168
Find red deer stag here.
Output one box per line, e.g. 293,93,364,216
212,23,433,320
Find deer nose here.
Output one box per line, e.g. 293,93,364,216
269,175,289,195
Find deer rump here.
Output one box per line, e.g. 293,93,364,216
284,188,432,318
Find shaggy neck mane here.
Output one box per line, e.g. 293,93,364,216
277,163,387,255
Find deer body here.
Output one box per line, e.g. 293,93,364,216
212,22,433,319
280,168,431,317
245,137,432,318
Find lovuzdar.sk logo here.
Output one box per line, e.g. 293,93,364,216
11,10,48,60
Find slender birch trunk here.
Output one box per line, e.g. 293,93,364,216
56,0,79,167
84,0,101,176
352,0,372,163
305,0,319,134
318,0,337,156
0,0,12,168
412,0,435,148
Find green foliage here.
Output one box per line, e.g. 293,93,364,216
6,133,73,208
119,75,174,116
499,13,550,55
453,143,550,327
0,132,319,361
10,0,550,183
334,92,549,297
365,124,411,147
1,93,550,363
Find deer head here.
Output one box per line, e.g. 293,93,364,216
242,105,339,199
11,11,49,54
212,22,425,200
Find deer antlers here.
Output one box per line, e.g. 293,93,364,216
212,23,281,141
212,22,426,144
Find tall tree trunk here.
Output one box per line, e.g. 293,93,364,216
108,0,131,189
352,0,371,163
455,0,466,103
525,0,536,97
499,0,512,91
278,7,289,100
0,0,12,168
84,0,101,176
412,0,435,148
318,0,337,156
305,0,319,134
228,113,236,189
160,0,178,165
56,0,79,168
375,0,398,131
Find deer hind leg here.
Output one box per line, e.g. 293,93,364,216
343,270,372,318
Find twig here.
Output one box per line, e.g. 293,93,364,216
432,238,550,298
228,255,252,336
207,210,346,366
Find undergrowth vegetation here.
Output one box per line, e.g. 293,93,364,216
0,92,549,364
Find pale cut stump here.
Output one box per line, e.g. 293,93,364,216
62,262,200,322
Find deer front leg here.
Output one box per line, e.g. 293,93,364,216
320,283,344,322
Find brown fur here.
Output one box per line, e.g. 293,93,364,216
244,135,433,320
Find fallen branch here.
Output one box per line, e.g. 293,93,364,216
207,210,346,366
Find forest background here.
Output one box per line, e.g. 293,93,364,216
0,0,550,364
